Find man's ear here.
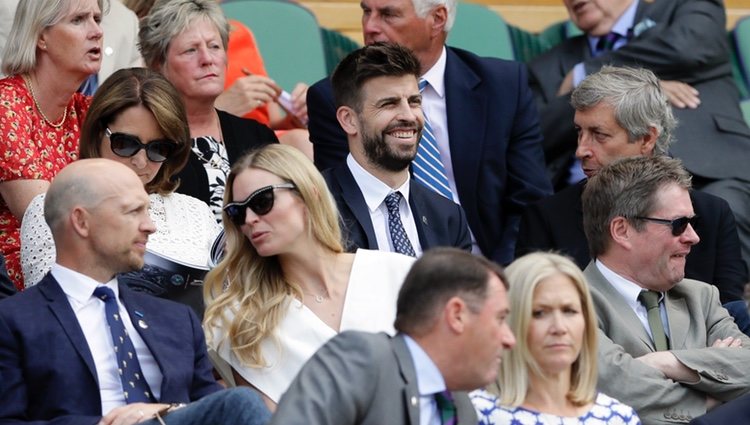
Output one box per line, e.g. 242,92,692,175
430,5,448,38
443,296,468,334
69,207,91,238
610,216,634,251
336,106,360,136
638,125,659,155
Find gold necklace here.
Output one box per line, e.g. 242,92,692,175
22,74,67,129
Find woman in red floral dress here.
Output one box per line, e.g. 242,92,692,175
0,0,104,290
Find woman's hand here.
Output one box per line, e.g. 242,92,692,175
215,69,282,117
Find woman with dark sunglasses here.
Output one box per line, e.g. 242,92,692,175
20,68,220,297
203,144,416,412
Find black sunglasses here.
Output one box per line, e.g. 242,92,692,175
105,128,177,163
224,183,296,225
634,216,698,236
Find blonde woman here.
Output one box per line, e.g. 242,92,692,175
471,252,640,424
203,144,415,411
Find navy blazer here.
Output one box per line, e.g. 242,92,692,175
0,274,221,424
516,180,748,304
308,47,552,264
528,0,750,186
323,165,471,253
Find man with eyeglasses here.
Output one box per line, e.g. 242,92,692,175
515,66,749,333
581,155,750,424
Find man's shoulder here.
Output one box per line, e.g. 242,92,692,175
446,46,523,79
528,182,582,211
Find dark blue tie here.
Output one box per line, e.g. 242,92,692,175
93,286,155,404
384,192,416,257
595,32,622,55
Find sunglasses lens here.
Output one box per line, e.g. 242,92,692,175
224,187,278,226
146,141,175,162
109,133,140,157
225,205,246,226
672,217,691,236
248,188,275,216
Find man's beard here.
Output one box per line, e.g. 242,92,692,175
361,119,421,172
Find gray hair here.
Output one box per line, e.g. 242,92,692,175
138,0,229,70
412,0,457,32
571,66,676,156
2,0,108,75
582,155,692,257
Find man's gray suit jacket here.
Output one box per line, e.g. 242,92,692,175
270,331,477,425
584,262,750,424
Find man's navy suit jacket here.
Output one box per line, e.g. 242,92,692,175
0,273,221,424
308,46,552,264
323,165,472,253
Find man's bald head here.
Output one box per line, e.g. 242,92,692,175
44,159,144,238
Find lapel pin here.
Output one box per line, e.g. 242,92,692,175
410,396,418,406
138,320,148,329
422,216,428,225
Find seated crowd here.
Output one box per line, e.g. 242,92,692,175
1,0,750,424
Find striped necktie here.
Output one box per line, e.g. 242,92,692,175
413,79,453,200
434,390,457,425
595,32,622,56
93,286,156,403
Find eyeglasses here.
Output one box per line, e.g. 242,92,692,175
223,183,296,225
105,128,177,163
633,216,698,236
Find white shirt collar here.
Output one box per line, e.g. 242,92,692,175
52,263,120,306
595,259,663,308
346,154,411,212
420,46,447,99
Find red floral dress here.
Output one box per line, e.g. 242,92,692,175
0,75,90,290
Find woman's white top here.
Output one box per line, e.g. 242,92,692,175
20,192,220,287
209,248,416,403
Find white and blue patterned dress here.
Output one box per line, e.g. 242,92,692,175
471,389,641,425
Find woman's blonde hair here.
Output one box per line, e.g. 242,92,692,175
496,252,598,407
2,0,108,75
203,144,344,367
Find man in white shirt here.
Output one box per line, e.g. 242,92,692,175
0,159,269,424
322,43,470,256
581,155,750,424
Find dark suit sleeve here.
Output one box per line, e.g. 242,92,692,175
710,199,748,303
270,332,379,425
186,309,223,401
454,204,472,252
0,313,100,425
515,202,555,260
307,78,350,170
0,256,16,299
496,64,553,264
584,0,728,83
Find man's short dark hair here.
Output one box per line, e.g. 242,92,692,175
331,42,421,112
394,248,507,335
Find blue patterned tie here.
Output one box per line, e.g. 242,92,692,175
413,79,453,200
93,286,155,404
384,192,416,257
